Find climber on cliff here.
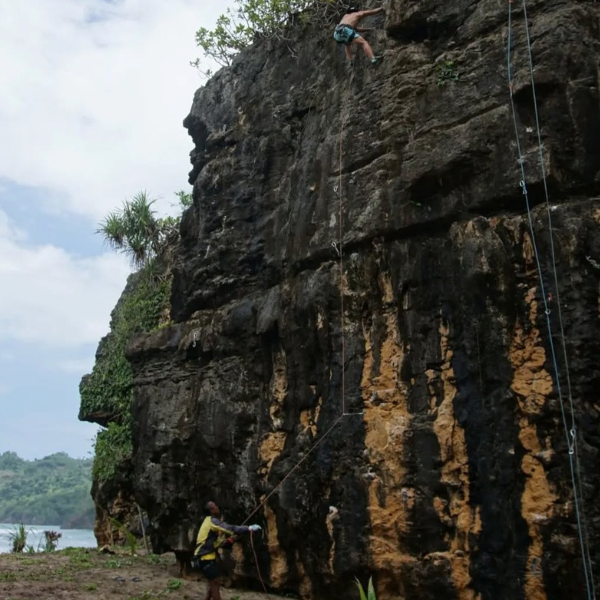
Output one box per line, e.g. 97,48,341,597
333,6,384,65
193,501,261,600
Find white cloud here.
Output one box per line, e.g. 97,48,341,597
0,0,231,221
0,209,27,242
0,209,130,348
57,356,96,375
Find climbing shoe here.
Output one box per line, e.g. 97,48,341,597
370,55,384,65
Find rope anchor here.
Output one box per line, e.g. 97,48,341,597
331,241,340,256
519,180,528,195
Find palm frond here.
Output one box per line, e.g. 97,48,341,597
97,191,163,268
98,213,127,250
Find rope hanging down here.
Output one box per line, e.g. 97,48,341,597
339,110,347,415
507,2,596,598
519,6,595,588
250,530,273,599
242,82,358,592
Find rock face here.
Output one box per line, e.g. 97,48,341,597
123,0,600,598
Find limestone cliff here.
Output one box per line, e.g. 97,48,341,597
93,0,600,598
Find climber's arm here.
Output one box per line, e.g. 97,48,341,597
357,7,384,19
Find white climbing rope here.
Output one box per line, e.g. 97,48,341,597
507,2,596,598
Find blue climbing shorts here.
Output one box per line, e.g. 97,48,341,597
334,24,360,45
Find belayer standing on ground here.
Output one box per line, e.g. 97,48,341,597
193,500,261,600
333,6,384,65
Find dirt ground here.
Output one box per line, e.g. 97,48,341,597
0,548,277,600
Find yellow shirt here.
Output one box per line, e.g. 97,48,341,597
194,516,248,561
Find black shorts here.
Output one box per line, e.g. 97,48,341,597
201,559,220,581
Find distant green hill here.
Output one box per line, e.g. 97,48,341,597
0,451,95,529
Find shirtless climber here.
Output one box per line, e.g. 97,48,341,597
193,501,261,600
333,6,384,65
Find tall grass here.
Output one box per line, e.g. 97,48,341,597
7,523,29,553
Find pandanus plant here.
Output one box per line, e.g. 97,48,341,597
98,191,167,268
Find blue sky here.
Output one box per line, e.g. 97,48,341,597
0,0,227,460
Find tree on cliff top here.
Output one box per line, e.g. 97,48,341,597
98,190,191,269
192,0,348,70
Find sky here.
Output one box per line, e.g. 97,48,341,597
0,0,230,460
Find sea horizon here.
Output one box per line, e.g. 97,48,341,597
0,522,96,554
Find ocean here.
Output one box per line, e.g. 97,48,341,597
0,523,96,554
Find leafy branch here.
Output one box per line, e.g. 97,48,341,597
192,0,350,71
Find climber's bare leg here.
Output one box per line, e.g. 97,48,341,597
353,36,375,60
206,581,221,600
345,45,354,61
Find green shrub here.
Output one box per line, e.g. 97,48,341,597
80,268,171,423
82,267,171,482
436,60,460,86
43,530,62,552
92,422,134,482
106,559,122,569
166,578,182,591
193,0,340,69
146,553,161,565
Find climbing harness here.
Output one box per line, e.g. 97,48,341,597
507,2,596,598
333,24,359,45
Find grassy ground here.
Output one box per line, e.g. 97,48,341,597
0,548,274,600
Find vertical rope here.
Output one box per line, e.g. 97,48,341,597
339,112,347,416
250,530,273,600
507,3,595,598
519,7,595,593
244,71,356,596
